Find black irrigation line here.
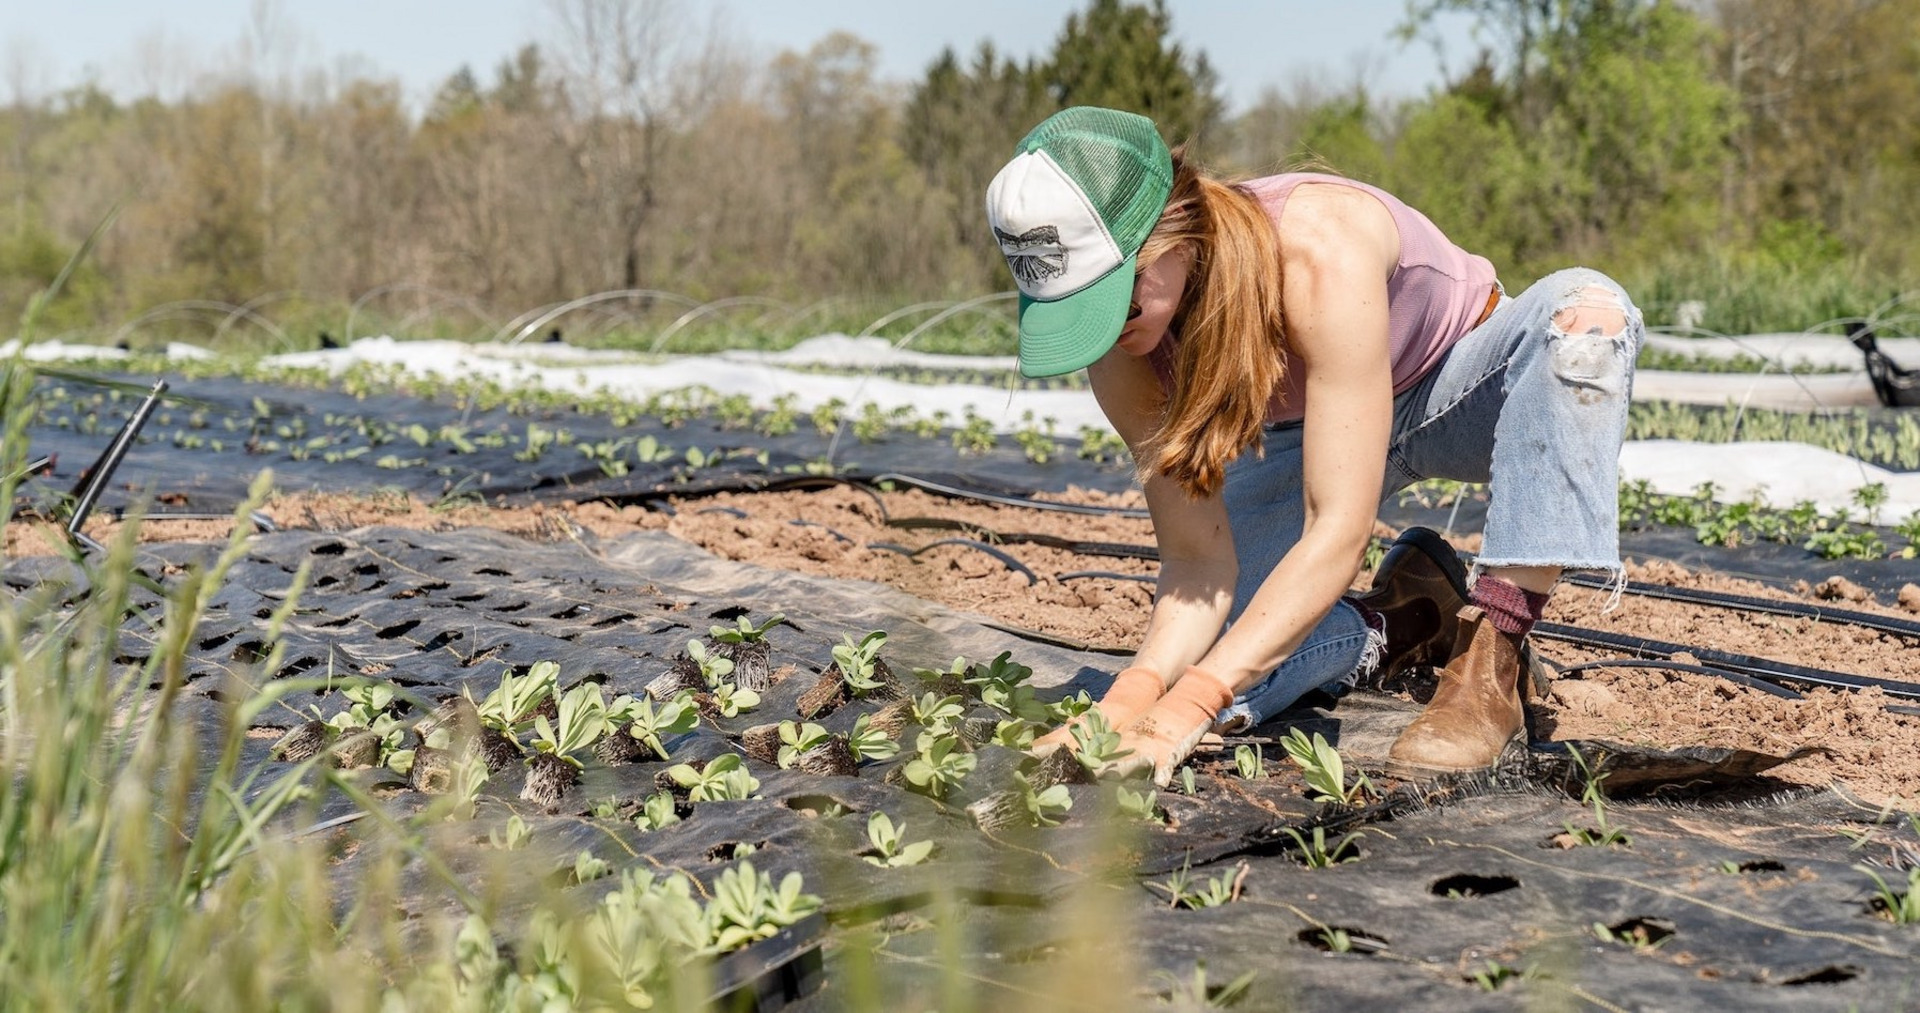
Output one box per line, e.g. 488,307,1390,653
1544,657,1805,700
1532,621,1920,701
1057,570,1157,585
1564,572,1920,642
866,539,1038,585
865,472,1150,519
885,516,1159,562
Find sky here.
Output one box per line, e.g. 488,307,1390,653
4,1,1484,113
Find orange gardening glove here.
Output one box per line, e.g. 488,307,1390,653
1106,666,1237,786
1031,666,1163,757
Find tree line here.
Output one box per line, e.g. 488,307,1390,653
3,0,1916,344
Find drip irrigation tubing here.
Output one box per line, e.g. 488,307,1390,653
1563,572,1920,641
1544,658,1805,700
865,473,1149,519
884,517,1159,561
865,539,1037,585
1531,621,1920,701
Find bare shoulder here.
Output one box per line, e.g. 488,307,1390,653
1274,181,1398,277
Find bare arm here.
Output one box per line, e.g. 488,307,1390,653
1085,346,1236,688
1196,183,1399,689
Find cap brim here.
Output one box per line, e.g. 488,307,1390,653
1016,253,1135,378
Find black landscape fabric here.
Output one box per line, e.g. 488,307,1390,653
11,521,1919,1010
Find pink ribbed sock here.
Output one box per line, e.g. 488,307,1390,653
1470,576,1550,636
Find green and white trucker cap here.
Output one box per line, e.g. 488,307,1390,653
986,107,1174,377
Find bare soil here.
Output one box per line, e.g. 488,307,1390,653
22,486,1920,807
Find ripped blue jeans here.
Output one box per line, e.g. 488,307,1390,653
1214,268,1645,731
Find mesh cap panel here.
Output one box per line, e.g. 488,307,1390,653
1018,107,1173,255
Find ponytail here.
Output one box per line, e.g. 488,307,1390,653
1136,150,1288,499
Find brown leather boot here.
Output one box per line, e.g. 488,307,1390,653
1349,527,1470,687
1386,606,1526,777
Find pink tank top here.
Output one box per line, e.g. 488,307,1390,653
1148,173,1497,424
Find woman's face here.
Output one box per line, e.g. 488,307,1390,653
1115,246,1190,357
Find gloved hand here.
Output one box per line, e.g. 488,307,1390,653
1030,665,1163,757
1103,665,1236,786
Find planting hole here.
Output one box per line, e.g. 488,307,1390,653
1431,873,1520,898
452,592,487,603
704,841,767,862
375,619,421,640
1737,859,1785,873
1781,965,1861,986
709,605,751,622
475,567,511,577
784,794,860,819
492,601,528,614
421,631,464,651
1602,916,1674,948
550,604,590,620
1295,926,1389,954
198,631,236,651
309,541,348,556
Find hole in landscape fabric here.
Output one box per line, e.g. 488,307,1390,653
1430,873,1521,898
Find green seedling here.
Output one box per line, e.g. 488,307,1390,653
847,713,900,763
1069,710,1132,773
1561,745,1631,848
909,692,966,736
590,796,620,819
1278,826,1363,868
1281,728,1375,805
1861,865,1920,924
470,660,558,732
1151,963,1255,1011
709,682,760,718
706,860,822,951
1015,770,1073,827
572,850,612,884
1046,690,1094,722
489,814,531,850
622,690,700,760
1117,784,1163,824
1468,960,1537,992
832,630,890,696
666,754,760,802
863,812,935,868
1149,859,1247,910
1592,919,1671,951
992,717,1041,750
971,651,1049,721
901,730,976,800
1233,744,1267,781
685,639,735,687
529,683,611,769
775,721,831,769
1179,766,1199,796
709,613,785,644
634,791,681,832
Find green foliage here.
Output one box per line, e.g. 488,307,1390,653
775,721,832,768
529,682,610,768
1116,784,1163,824
902,730,977,800
706,860,822,951
1861,865,1920,925
621,690,701,760
633,791,682,832
472,660,558,733
1043,0,1224,143
1015,770,1074,827
909,692,967,736
709,681,761,718
1149,860,1247,910
1561,745,1632,848
863,812,936,868
709,612,785,644
847,713,901,763
1069,709,1134,773
1468,959,1538,992
1278,826,1363,868
1281,729,1375,805
1233,744,1266,781
489,814,532,851
666,753,761,802
685,639,736,686
832,630,890,696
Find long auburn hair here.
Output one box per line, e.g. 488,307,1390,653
1136,148,1288,499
